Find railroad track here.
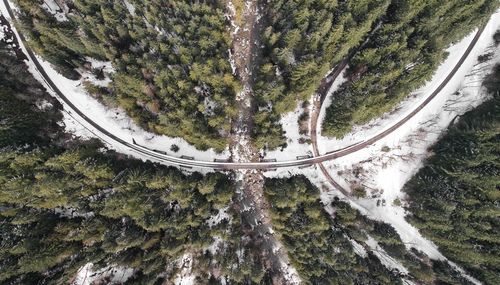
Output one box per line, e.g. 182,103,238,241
1,0,485,171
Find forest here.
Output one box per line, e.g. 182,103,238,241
253,0,390,149
2,1,500,283
0,35,398,285
1,30,496,285
11,0,500,152
403,65,500,284
0,37,243,284
331,200,474,284
0,40,397,283
14,0,239,151
264,176,401,284
264,175,478,284
322,0,498,138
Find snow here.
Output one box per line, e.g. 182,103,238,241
42,0,59,12
206,236,223,255
355,197,445,259
54,206,94,219
122,0,135,16
281,263,301,285
35,99,53,111
202,97,218,116
85,57,114,73
1,7,12,44
225,1,239,36
174,253,195,285
80,57,114,87
206,206,231,227
263,55,349,162
0,20,5,41
228,48,237,75
41,0,68,22
265,101,313,161
72,263,134,285
365,236,410,275
72,263,93,285
262,66,348,161
347,237,367,258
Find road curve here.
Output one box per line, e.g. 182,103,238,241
3,0,485,170
310,26,485,194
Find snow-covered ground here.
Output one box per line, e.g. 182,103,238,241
206,206,231,227
320,10,500,227
264,66,349,162
347,237,367,258
174,254,195,285
0,0,231,171
123,0,136,16
80,57,114,87
0,18,5,40
72,263,134,285
40,0,68,22
265,100,313,161
365,236,411,276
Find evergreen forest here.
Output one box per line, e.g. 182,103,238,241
15,0,239,151
11,0,499,149
0,37,242,284
403,64,500,285
322,0,498,138
1,1,499,284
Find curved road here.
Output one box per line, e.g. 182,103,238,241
2,0,485,170
309,26,485,193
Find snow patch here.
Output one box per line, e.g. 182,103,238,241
228,48,237,75
54,207,94,219
0,19,5,40
207,236,223,255
265,101,313,161
79,57,114,87
347,237,367,258
40,0,68,22
35,99,53,111
202,96,218,116
206,206,231,227
174,253,195,285
122,0,135,16
72,263,134,285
